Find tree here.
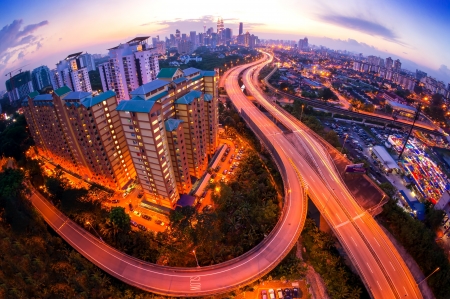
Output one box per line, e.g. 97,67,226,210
378,182,397,197
109,207,131,232
321,87,336,101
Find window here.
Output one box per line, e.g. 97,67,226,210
129,126,133,130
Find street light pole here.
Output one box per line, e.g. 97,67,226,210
341,134,349,154
300,104,305,122
192,250,200,268
418,267,440,285
86,221,104,242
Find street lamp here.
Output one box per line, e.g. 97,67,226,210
418,267,440,285
300,104,305,121
86,221,104,242
341,134,349,154
192,250,200,268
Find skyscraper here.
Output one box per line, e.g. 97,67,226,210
239,22,243,36
55,52,92,93
31,65,56,91
98,37,159,101
385,57,393,69
217,17,224,42
190,31,197,50
393,59,402,71
78,53,96,71
298,37,308,50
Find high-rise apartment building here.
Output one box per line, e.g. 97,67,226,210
393,59,402,71
298,37,308,50
190,31,197,48
23,88,135,189
177,39,193,54
385,57,393,69
6,71,34,102
239,22,243,36
31,65,56,91
78,53,96,72
98,37,160,101
23,66,218,211
54,52,92,93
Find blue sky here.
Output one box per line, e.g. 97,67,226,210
0,0,449,88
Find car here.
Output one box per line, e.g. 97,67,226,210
155,219,165,226
211,173,217,179
198,198,203,204
137,193,144,198
209,178,214,184
130,220,138,227
221,157,226,162
261,290,268,299
223,169,228,175
128,203,133,211
220,177,226,182
203,205,213,213
268,289,276,299
133,210,141,217
277,288,284,299
111,199,119,204
142,214,151,221
284,289,292,297
215,165,221,172
293,287,299,298
229,158,233,163
137,224,147,231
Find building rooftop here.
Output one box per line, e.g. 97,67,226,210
65,52,83,60
204,93,213,102
34,94,53,101
183,67,201,77
165,118,184,132
175,90,203,105
81,90,116,108
130,79,169,96
201,70,216,77
116,99,157,113
157,68,179,79
54,86,72,97
126,36,150,44
28,91,39,99
173,77,187,84
64,91,92,101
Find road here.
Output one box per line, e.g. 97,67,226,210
27,60,308,296
231,52,422,299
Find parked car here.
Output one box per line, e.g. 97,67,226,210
128,203,133,211
133,210,141,217
142,214,151,221
261,290,268,299
203,205,213,213
137,193,144,198
293,287,299,298
155,219,165,226
111,199,119,204
130,220,138,227
268,289,276,299
223,169,228,175
137,224,147,231
277,288,284,299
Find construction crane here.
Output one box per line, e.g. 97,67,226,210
4,64,30,79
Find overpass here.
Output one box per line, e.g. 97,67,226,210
229,53,423,299
27,61,309,296
262,69,444,137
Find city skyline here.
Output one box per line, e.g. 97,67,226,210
1,0,449,88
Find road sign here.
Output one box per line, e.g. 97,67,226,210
345,163,366,174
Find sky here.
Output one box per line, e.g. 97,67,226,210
1,0,449,89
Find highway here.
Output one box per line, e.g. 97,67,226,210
27,60,308,296
228,52,422,299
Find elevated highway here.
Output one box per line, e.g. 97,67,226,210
224,53,423,298
27,61,308,296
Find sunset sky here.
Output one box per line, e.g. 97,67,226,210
1,0,449,88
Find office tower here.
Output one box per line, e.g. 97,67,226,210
181,33,187,40
385,57,393,69
23,88,136,189
170,34,176,47
55,52,92,93
298,37,308,50
175,29,181,40
207,27,214,35
5,71,34,102
394,59,402,71
155,41,166,55
78,53,96,71
239,22,243,35
224,28,233,42
31,65,56,91
152,36,160,47
177,39,193,54
190,31,197,48
98,37,159,101
198,33,204,46
244,32,251,47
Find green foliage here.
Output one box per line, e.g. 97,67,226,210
302,218,369,299
379,199,450,299
267,245,307,280
378,182,397,197
88,70,103,92
0,114,33,161
110,207,131,232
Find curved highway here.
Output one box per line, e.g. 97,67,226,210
229,52,422,299
28,59,308,296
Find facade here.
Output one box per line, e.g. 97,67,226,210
79,53,96,72
98,37,160,101
5,71,34,102
55,52,93,92
298,37,308,50
23,87,135,190
32,65,56,91
177,39,193,55
239,22,243,36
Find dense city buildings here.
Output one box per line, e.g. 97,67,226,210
54,52,93,93
31,65,56,92
98,37,160,101
5,70,34,102
298,37,308,50
23,66,218,210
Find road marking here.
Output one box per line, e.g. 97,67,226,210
309,175,315,183
190,276,201,291
403,286,408,296
334,220,350,229
350,236,358,247
366,263,373,273
376,281,382,290
335,213,342,222
373,237,380,247
353,213,365,221
389,262,396,271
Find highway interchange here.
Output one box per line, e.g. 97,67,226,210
26,55,423,298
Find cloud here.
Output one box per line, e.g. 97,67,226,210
316,13,406,46
0,19,48,74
